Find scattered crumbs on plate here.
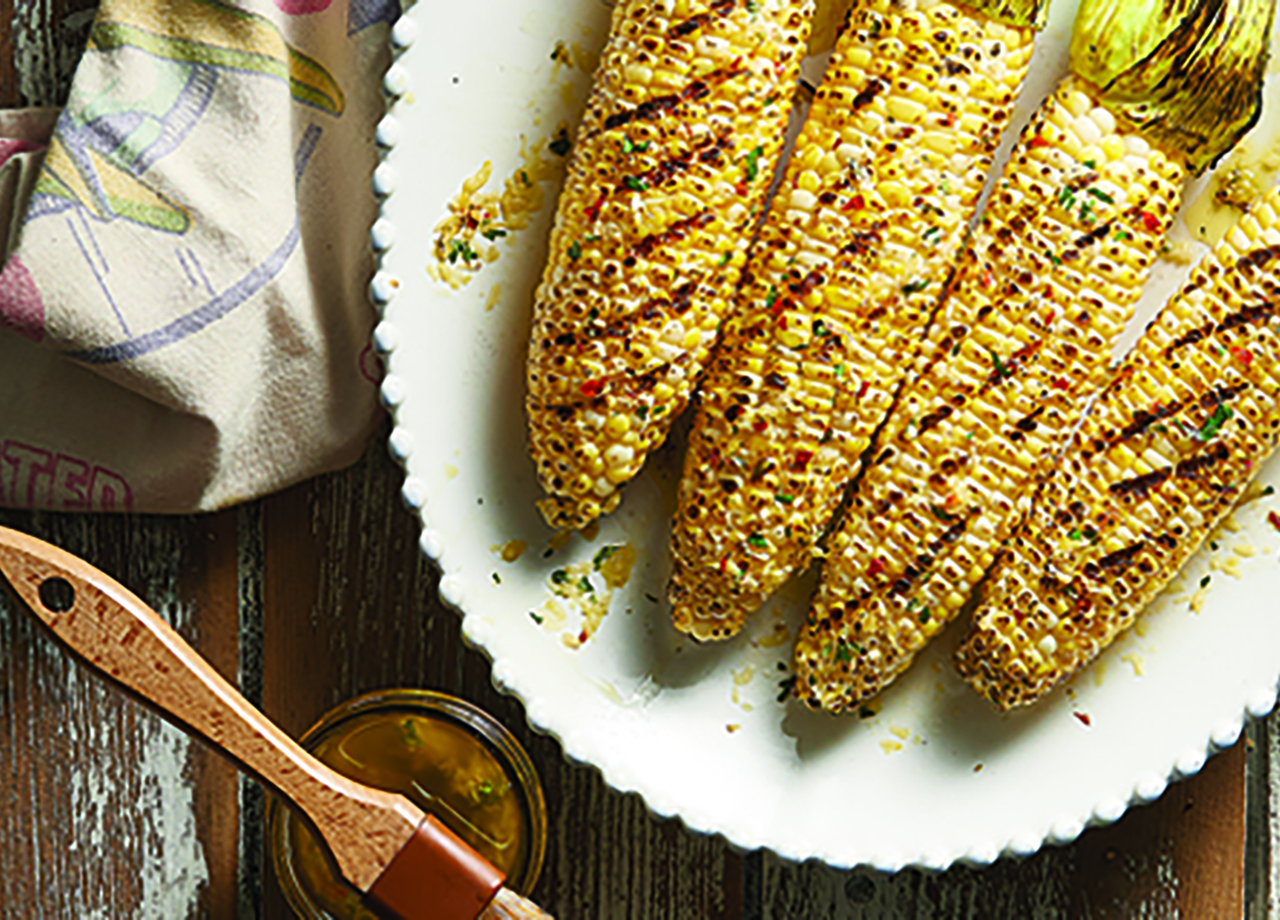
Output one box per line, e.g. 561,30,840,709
444,464,459,480
1189,576,1212,613
1134,617,1149,638
1120,652,1146,678
741,702,755,713
579,520,600,542
1219,553,1244,579
426,137,562,290
973,763,984,773
544,529,574,557
497,540,528,563
485,284,503,311
1092,660,1109,686
1235,543,1258,559
731,665,755,707
889,725,910,741
549,39,599,75
935,682,946,695
1065,687,1077,701
538,544,638,648
726,723,741,734
1073,711,1092,727
755,618,790,649
1221,514,1241,534
880,740,904,755
930,659,943,673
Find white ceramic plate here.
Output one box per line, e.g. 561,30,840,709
373,1,1280,870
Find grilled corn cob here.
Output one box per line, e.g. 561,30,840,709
792,0,1274,713
526,0,815,531
955,183,1280,709
668,0,1046,640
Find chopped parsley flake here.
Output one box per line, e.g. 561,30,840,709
745,145,764,182
1086,187,1114,204
902,278,930,295
593,545,619,569
1199,405,1234,441
1200,575,1212,589
447,238,478,264
548,131,572,157
481,227,507,241
568,239,582,261
748,533,768,549
764,285,779,310
551,569,569,585
625,176,648,192
529,611,544,624
775,493,795,504
578,576,594,593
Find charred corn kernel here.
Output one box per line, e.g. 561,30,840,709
792,78,1186,712
956,183,1280,709
526,0,815,531
668,0,1044,641
796,0,1276,711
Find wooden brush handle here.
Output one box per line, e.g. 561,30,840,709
0,526,424,894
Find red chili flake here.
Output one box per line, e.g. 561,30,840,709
1042,309,1056,325
719,554,729,575
941,112,956,128
581,378,605,398
843,194,866,212
868,557,886,576
1268,510,1280,533
752,418,768,433
856,380,870,400
708,448,721,468
1140,211,1161,233
1231,346,1254,366
1028,136,1050,149
794,449,814,470
1051,377,1071,391
578,629,589,645
981,268,995,290
585,194,606,223
1073,711,1092,727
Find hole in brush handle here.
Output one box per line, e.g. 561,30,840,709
38,577,76,613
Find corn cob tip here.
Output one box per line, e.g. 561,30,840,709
667,563,763,642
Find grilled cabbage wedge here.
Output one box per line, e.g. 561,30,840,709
793,0,1274,713
956,183,1280,709
526,0,815,531
668,0,1048,641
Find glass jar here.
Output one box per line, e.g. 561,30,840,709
268,689,547,919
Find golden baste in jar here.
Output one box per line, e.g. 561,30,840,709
268,689,547,919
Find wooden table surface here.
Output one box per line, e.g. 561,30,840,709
0,3,1274,918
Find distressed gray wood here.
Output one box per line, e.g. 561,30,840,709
0,510,242,919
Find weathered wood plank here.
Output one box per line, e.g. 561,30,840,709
0,510,242,919
754,739,1245,918
259,428,743,920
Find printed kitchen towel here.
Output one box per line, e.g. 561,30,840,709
0,0,395,513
